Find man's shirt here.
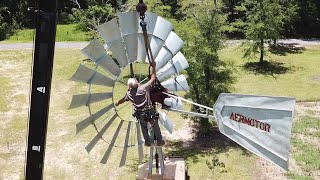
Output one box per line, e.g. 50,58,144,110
124,84,152,109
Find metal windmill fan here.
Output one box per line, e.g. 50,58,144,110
68,11,191,166
68,8,296,174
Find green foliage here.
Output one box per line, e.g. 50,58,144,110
175,2,235,133
290,0,320,38
237,0,297,63
71,5,115,32
0,6,18,40
221,0,246,38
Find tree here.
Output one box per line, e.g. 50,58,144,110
221,0,246,38
175,2,235,135
291,0,320,38
72,4,115,32
239,0,296,64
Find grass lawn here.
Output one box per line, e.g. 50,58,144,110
3,24,90,42
0,44,319,179
220,45,320,101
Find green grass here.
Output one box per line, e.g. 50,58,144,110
4,24,90,42
0,77,10,111
288,112,320,179
293,116,320,138
287,173,313,180
219,45,320,101
1,45,320,179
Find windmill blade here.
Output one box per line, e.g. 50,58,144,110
152,16,173,41
85,114,117,153
136,121,144,164
119,121,132,167
155,32,184,70
118,12,146,62
163,97,183,111
161,75,190,92
95,55,121,77
147,15,173,60
214,93,296,170
81,39,106,60
158,111,173,134
97,18,121,45
100,120,124,164
70,64,115,86
68,92,113,109
81,39,121,76
97,19,128,68
157,52,189,81
76,104,114,134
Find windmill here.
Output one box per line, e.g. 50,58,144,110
69,1,296,179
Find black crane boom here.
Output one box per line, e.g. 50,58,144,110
25,0,57,179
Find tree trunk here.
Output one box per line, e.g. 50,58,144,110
193,85,200,105
260,38,264,64
205,64,210,90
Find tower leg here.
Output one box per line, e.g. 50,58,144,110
147,126,165,175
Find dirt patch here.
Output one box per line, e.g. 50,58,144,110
295,101,320,117
164,120,195,147
311,76,320,82
255,158,288,180
296,134,320,149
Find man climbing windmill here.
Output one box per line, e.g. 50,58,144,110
115,61,165,147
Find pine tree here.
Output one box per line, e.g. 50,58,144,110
175,1,234,135
239,0,296,64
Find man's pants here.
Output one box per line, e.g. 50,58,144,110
139,116,162,143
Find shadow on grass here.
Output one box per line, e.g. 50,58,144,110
164,124,250,164
243,61,293,77
269,43,305,56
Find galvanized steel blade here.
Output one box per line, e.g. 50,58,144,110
163,97,183,111
70,64,115,87
118,12,141,35
155,32,184,70
158,110,173,134
97,19,128,68
85,114,117,153
160,75,190,92
97,18,121,45
81,39,121,76
147,36,165,63
81,39,106,61
157,52,189,81
136,121,144,163
107,41,129,68
76,104,114,134
152,16,173,41
96,54,121,76
214,93,296,170
146,15,173,60
68,92,113,109
118,12,142,63
119,121,132,167
100,120,124,164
